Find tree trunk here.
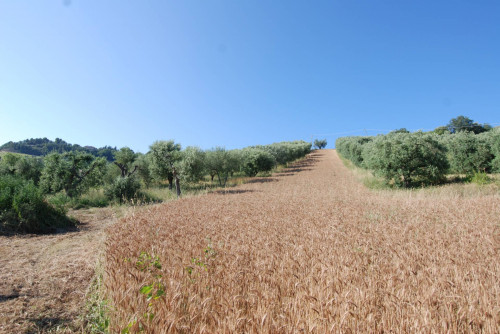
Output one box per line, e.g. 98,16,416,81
168,175,173,190
175,177,181,198
173,167,181,198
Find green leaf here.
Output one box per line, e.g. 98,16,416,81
140,285,153,295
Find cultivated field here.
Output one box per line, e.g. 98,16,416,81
105,150,500,333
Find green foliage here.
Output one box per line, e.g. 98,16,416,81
0,137,117,161
335,136,373,167
0,174,75,234
205,147,241,187
488,128,500,172
149,140,182,187
447,115,489,134
445,131,493,175
179,146,206,182
258,141,311,166
40,152,107,197
390,128,410,134
362,132,448,188
470,171,490,185
433,126,450,135
14,156,44,184
0,154,43,184
135,153,154,187
105,176,142,203
313,139,327,149
74,189,110,209
113,147,138,177
240,148,275,177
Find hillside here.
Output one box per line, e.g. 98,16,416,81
0,138,117,161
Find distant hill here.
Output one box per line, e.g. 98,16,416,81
0,138,117,161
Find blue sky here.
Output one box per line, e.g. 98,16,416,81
1,1,499,153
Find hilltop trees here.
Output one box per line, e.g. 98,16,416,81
447,116,490,134
314,139,327,149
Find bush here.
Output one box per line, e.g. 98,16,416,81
446,131,493,175
241,149,276,177
73,188,110,209
0,174,75,234
488,128,500,172
105,176,142,203
336,136,373,167
470,172,490,185
362,132,448,188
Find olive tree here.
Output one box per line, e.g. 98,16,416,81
489,128,500,172
362,132,448,188
314,139,327,150
179,146,206,183
205,147,240,187
149,140,182,197
240,148,275,177
446,131,493,175
335,136,372,167
0,154,43,185
135,153,154,187
113,147,138,177
40,152,107,197
447,116,490,134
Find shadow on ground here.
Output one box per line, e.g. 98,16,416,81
245,178,279,184
211,189,257,195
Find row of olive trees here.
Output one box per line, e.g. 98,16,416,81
145,140,312,198
0,140,311,233
336,128,500,188
0,140,311,201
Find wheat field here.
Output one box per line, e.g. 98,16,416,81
104,150,499,333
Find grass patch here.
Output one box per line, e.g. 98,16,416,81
83,261,110,333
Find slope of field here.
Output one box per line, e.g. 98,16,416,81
105,150,500,333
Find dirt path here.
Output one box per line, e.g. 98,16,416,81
105,150,500,333
0,208,119,333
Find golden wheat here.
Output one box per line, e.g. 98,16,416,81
104,150,500,333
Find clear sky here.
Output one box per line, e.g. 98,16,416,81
1,1,499,153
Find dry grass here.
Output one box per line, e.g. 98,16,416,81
104,149,500,333
0,207,123,333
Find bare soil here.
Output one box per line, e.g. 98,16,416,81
0,208,118,333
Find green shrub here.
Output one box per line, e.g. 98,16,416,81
73,188,110,209
335,136,373,167
47,191,71,213
241,148,276,177
446,131,493,175
0,174,75,234
470,172,490,185
362,132,448,188
105,176,142,203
